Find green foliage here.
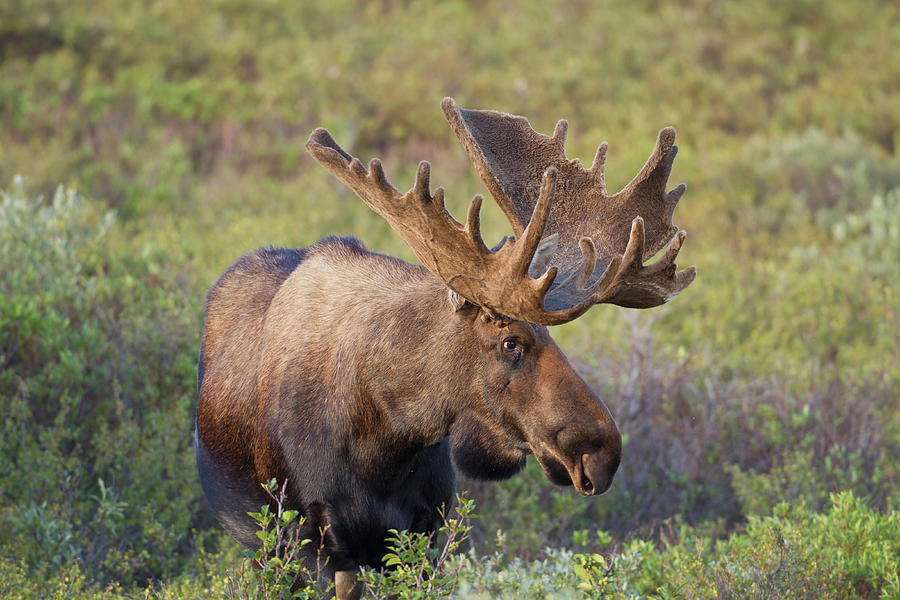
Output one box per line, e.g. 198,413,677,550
3,0,900,287
0,179,205,587
225,479,331,600
742,128,900,231
653,492,900,600
0,560,126,600
572,553,612,597
5,490,896,599
450,492,900,599
361,495,475,600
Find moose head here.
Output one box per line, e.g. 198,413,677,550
196,98,694,598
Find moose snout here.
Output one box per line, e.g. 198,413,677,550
577,447,620,496
548,419,622,496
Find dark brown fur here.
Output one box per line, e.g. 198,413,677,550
196,235,621,588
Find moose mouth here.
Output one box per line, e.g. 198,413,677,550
533,447,618,497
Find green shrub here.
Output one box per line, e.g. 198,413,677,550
220,485,475,600
452,492,898,600
658,492,900,600
224,479,332,600
0,560,127,600
738,129,900,233
360,494,476,600
0,179,205,587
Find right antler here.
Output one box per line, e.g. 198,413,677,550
306,99,696,326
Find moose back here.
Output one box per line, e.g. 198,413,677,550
196,98,695,597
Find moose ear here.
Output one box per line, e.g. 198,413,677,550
447,289,472,312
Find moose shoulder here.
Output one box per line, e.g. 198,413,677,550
196,98,695,598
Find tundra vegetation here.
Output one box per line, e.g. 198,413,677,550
1,0,899,598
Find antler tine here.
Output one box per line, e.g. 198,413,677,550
626,127,677,190
465,195,489,253
665,183,687,215
369,158,389,188
621,217,646,270
551,120,568,151
589,142,608,193
307,128,353,172
551,236,597,293
514,167,557,276
575,237,597,288
646,229,686,275
413,161,432,201
349,157,369,183
533,264,559,298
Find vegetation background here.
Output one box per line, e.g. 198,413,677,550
1,0,898,597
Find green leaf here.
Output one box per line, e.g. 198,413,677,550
573,563,591,583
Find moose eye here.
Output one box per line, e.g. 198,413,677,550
501,338,523,358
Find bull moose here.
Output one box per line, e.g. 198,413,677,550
195,98,695,598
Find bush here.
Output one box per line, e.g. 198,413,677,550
216,485,474,600
360,494,476,600
739,128,900,233
224,479,333,600
452,491,899,599
0,560,127,600
648,492,900,600
0,178,206,587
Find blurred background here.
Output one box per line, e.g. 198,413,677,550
1,0,898,597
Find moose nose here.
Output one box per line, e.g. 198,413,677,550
578,448,620,496
555,420,622,496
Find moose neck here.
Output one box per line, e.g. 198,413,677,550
340,268,481,467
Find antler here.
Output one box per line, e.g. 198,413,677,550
441,98,695,313
306,128,563,323
305,99,696,325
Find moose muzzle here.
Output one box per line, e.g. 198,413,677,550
531,417,622,497
573,447,621,496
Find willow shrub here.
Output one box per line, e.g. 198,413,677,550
0,178,206,587
449,491,899,600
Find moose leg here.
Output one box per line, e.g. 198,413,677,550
335,569,362,600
